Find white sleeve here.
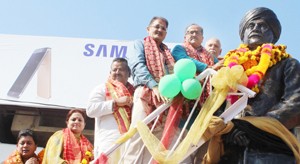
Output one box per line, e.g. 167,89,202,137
86,84,114,118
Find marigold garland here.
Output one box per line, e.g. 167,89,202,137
224,43,290,93
5,150,41,164
81,151,93,164
5,150,23,163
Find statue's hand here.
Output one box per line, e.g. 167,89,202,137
224,128,250,147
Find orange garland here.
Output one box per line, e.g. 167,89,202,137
224,44,290,92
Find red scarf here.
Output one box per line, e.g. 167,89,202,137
105,78,134,134
184,42,214,104
63,128,94,163
184,42,214,66
142,36,175,114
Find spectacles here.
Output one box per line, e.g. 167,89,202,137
186,30,202,36
149,25,167,31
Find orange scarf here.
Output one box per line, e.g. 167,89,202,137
4,150,41,164
105,78,134,134
142,36,175,114
63,128,93,163
184,42,214,105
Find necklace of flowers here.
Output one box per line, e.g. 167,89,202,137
7,150,23,163
224,43,290,93
81,151,93,164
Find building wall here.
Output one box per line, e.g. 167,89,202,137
0,105,94,148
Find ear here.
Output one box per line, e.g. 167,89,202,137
146,26,150,33
219,49,222,55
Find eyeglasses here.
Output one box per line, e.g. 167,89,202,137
149,25,167,31
186,30,202,36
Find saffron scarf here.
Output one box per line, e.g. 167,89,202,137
63,128,94,163
183,42,214,66
183,42,214,105
105,78,134,134
202,117,300,164
142,36,175,114
4,150,40,164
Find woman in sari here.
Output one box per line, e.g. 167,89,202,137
42,108,94,164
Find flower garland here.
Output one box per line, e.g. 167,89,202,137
81,151,93,164
5,150,41,164
5,150,23,163
37,149,45,162
224,43,290,93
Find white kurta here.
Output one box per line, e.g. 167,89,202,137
86,84,121,158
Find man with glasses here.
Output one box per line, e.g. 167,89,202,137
171,24,224,163
172,24,223,74
124,16,175,164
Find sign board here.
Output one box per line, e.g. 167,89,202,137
0,34,177,109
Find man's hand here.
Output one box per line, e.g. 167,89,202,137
152,86,169,103
211,59,224,70
114,96,132,107
25,157,39,164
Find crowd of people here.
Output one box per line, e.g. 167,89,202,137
5,7,300,164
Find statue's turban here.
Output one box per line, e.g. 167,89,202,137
239,7,281,44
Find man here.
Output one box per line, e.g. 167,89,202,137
171,24,225,163
5,129,40,164
123,16,174,163
172,24,225,126
207,7,300,163
205,37,222,59
172,24,223,73
86,58,134,162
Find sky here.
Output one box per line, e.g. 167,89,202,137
0,1,299,60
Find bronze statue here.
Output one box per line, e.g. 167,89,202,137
220,7,300,163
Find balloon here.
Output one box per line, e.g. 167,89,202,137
158,74,181,98
174,59,196,82
181,78,202,100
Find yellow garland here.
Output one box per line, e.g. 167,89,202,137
6,151,23,163
224,43,290,92
81,151,93,164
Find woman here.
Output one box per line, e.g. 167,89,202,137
4,129,40,164
42,108,94,164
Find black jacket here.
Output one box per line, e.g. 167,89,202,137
245,58,300,129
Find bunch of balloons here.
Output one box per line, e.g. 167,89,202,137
158,59,202,100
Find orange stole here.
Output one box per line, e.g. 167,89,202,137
105,79,134,134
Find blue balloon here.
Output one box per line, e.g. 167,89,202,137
174,59,196,82
158,74,181,98
181,78,202,100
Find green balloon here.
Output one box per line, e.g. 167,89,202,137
174,59,196,82
181,78,202,100
158,74,181,98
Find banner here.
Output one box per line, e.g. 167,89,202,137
0,34,177,109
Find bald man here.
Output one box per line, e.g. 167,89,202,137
205,38,222,58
